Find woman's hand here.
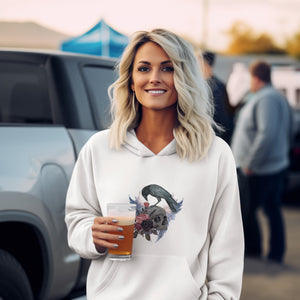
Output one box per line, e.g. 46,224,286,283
92,217,124,253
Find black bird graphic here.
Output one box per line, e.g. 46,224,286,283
142,184,181,213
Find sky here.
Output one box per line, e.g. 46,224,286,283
1,0,300,51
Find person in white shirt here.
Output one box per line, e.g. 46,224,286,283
65,29,244,300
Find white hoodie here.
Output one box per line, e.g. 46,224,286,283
65,129,244,300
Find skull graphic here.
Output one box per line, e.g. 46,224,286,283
145,206,168,230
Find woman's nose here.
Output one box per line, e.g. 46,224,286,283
150,70,161,84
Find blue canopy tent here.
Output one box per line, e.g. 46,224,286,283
60,19,129,58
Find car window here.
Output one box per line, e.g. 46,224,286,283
0,61,52,124
82,65,117,130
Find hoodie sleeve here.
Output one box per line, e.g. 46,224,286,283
65,140,104,259
207,143,244,299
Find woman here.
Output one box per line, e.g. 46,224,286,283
65,29,244,300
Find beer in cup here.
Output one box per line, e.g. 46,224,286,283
107,203,136,261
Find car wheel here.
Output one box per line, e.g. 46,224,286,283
0,249,33,300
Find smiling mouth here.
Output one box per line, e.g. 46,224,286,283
146,89,166,95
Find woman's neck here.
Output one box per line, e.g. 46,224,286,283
135,107,177,154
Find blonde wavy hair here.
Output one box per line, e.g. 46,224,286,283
109,28,216,161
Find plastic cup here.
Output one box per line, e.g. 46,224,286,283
107,203,136,261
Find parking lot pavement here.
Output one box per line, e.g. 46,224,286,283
73,206,300,300
241,206,300,300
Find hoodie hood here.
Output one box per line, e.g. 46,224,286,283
123,129,176,157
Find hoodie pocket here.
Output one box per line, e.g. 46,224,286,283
93,258,120,295
94,254,202,300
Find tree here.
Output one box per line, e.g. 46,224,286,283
286,32,300,59
225,21,284,55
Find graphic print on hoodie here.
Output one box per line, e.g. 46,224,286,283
129,184,183,242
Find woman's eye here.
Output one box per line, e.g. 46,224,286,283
138,66,149,72
162,66,174,72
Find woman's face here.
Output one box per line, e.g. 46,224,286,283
131,42,178,112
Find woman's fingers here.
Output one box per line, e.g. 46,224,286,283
92,216,124,250
93,229,124,241
93,233,123,250
93,216,119,226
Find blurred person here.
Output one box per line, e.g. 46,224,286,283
226,62,253,125
197,50,234,144
65,29,244,299
231,60,292,263
227,62,251,109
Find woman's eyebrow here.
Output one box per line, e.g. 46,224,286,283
137,60,172,65
137,60,151,65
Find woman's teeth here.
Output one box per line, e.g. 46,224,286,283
148,90,165,94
